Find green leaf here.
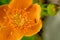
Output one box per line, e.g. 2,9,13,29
1,0,10,3
0,0,10,5
22,34,42,40
41,4,48,17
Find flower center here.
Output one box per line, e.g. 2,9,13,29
11,13,24,26
6,9,26,27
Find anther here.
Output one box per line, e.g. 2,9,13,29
27,12,30,13
11,32,12,35
3,9,6,11
24,8,27,10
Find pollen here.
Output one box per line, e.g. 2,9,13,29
11,14,25,26
11,32,12,35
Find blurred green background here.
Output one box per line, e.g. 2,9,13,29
0,0,10,5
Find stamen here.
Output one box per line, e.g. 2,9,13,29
11,14,24,26
24,8,27,10
11,32,12,35
3,9,6,11
27,12,30,13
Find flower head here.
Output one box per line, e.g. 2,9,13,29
0,0,42,40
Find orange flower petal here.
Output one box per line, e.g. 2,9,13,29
8,0,32,9
24,4,42,36
25,20,42,36
0,27,23,40
9,28,23,40
0,5,9,24
0,27,12,40
26,3,41,22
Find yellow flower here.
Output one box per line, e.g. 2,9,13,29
0,0,42,40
